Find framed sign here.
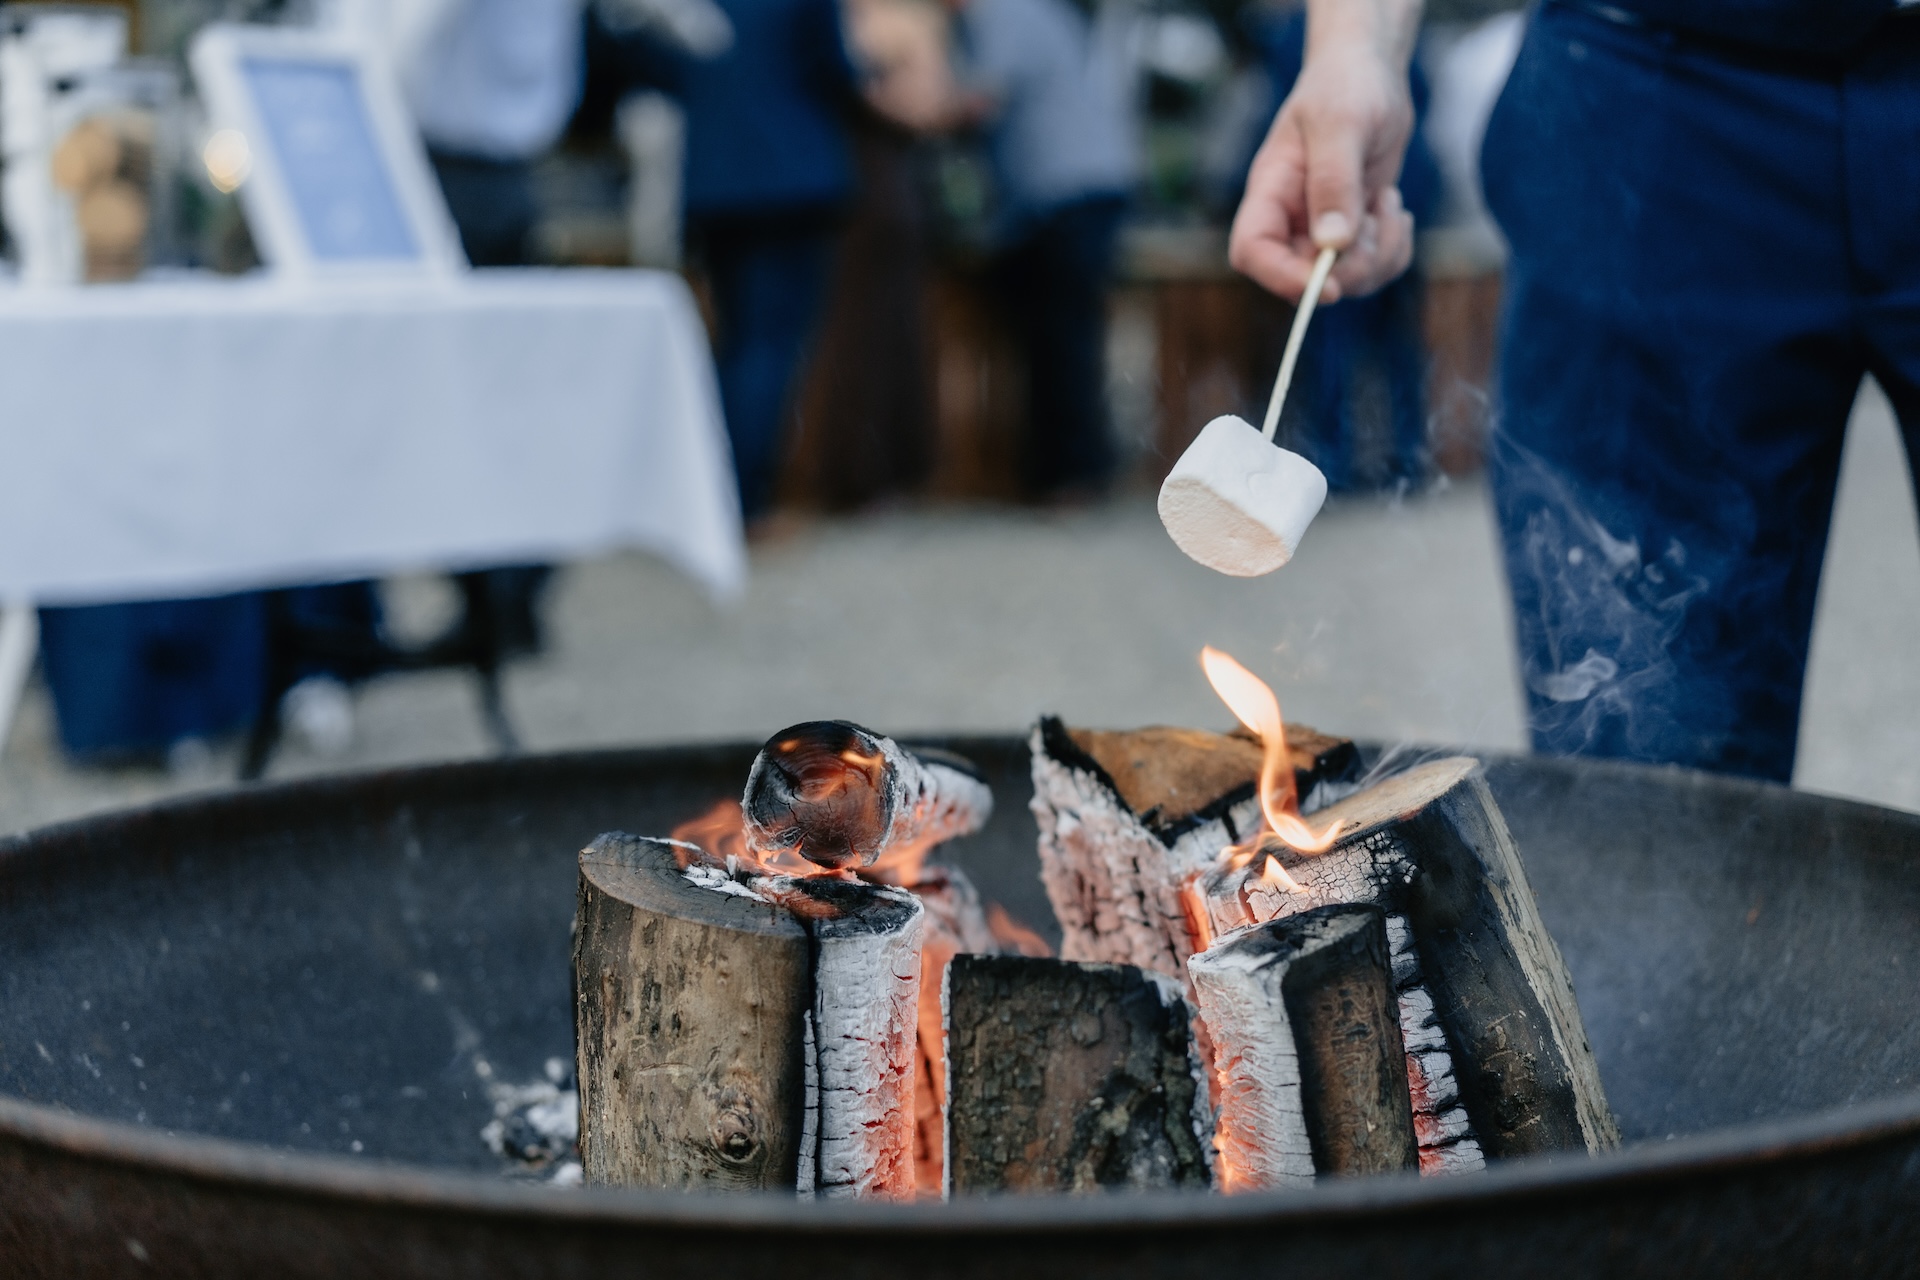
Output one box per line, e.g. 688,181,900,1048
189,24,466,278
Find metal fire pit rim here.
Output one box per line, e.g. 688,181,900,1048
6,741,1920,1232
0,733,1884,870
3,1086,1919,1235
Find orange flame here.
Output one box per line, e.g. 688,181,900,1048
1199,646,1344,869
670,796,959,886
668,798,818,876
985,903,1053,957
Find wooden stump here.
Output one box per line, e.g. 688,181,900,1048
1187,905,1417,1192
574,836,925,1198
573,834,810,1191
1199,758,1619,1158
944,954,1212,1195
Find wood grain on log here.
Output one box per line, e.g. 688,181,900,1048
1200,758,1618,1158
944,955,1211,1195
1188,905,1417,1191
573,835,809,1191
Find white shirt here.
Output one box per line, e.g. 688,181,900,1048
393,0,587,161
960,0,1139,222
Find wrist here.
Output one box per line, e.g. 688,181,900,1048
1303,0,1421,70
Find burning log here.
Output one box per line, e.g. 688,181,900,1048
1389,916,1483,1175
1030,715,1359,979
903,862,1003,1194
943,954,1211,1195
573,834,810,1191
1197,757,1619,1160
744,721,994,871
778,876,926,1199
672,726,1022,1198
1186,905,1417,1192
573,834,924,1198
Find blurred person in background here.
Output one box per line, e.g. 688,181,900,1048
392,0,591,655
670,0,864,528
772,0,956,513
1229,0,1920,784
396,0,584,269
36,584,376,767
1229,0,1439,493
948,0,1139,503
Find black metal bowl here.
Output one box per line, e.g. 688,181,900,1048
2,741,1916,1278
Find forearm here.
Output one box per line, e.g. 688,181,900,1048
1304,0,1422,72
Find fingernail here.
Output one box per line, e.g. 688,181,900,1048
1312,212,1352,248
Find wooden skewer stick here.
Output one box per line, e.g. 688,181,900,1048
1260,246,1339,443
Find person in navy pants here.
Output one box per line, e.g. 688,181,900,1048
1228,0,1919,783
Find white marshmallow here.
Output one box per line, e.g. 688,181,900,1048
1157,415,1328,577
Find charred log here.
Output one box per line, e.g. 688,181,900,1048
744,721,994,870
778,876,924,1199
1187,905,1417,1192
1199,757,1618,1159
905,862,1002,1195
943,954,1211,1195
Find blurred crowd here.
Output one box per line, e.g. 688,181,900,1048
365,0,1526,522
11,0,1526,768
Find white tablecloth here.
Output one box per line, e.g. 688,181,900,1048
0,269,745,606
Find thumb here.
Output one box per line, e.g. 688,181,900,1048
1304,115,1366,251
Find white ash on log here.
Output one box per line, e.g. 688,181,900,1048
776,875,925,1199
744,721,994,871
1029,716,1359,980
573,835,810,1190
943,954,1211,1195
1186,905,1417,1192
1388,915,1483,1175
573,835,924,1198
677,725,1018,1198
1196,757,1619,1160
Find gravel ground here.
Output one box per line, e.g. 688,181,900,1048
4,384,1915,837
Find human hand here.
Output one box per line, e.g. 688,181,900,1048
1228,3,1419,304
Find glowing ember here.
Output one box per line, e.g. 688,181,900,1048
1198,646,1345,870
671,792,1049,1200
669,798,817,876
671,796,960,886
984,904,1052,957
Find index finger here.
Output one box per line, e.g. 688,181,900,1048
1228,134,1318,301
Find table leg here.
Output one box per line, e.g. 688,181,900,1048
0,597,39,763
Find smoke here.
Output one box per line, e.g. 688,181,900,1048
1487,431,1737,764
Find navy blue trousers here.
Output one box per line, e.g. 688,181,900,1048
695,210,839,521
1482,3,1920,782
38,584,377,761
992,195,1127,498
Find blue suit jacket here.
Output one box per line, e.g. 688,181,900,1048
678,0,860,217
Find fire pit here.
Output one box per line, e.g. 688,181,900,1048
1,739,1917,1277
